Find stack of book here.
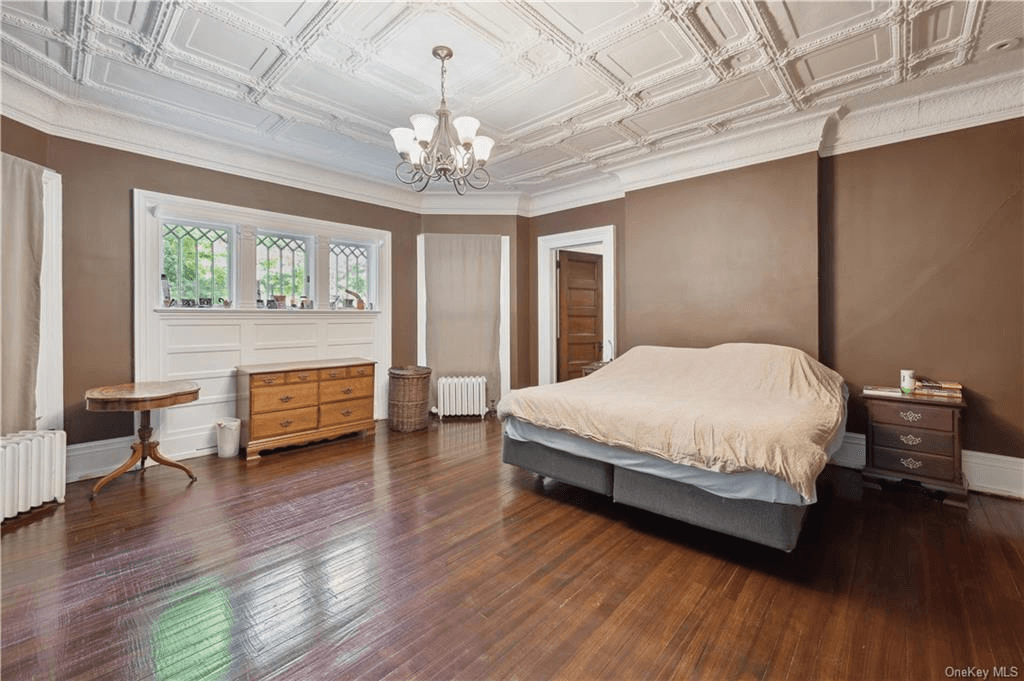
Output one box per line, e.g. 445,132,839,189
912,378,963,399
861,380,964,400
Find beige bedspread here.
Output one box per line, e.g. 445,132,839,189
497,344,846,502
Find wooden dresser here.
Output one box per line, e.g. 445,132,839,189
862,391,966,506
236,358,375,460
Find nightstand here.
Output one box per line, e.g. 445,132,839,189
862,391,967,506
581,361,610,376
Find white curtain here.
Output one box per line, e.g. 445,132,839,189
1,153,46,435
423,234,502,407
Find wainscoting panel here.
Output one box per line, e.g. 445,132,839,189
133,310,388,463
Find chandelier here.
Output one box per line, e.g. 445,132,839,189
389,46,494,195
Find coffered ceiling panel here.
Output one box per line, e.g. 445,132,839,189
625,72,781,137
1,0,1021,205
169,9,282,76
597,21,695,82
792,27,891,86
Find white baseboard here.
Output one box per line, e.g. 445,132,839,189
67,436,213,483
828,432,1024,500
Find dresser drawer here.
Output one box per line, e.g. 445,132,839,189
286,369,317,384
872,424,954,457
319,397,373,428
349,364,374,379
319,366,348,381
252,382,319,414
868,401,953,431
872,446,956,482
251,372,287,388
321,376,374,402
251,406,318,439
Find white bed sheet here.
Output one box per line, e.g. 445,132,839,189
504,393,847,507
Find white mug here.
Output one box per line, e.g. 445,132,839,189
900,369,916,394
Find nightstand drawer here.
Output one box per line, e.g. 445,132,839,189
872,446,956,482
869,401,953,431
872,425,954,456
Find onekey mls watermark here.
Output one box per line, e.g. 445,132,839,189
945,667,1020,679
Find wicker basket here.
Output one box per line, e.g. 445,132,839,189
388,366,432,432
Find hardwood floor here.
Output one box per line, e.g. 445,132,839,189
3,418,1022,680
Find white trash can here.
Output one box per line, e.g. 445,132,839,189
215,418,241,458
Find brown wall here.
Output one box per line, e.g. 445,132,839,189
5,114,1022,458
827,118,1023,456
623,153,820,358
527,198,627,385
2,117,421,445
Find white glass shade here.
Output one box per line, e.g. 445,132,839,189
410,114,438,143
389,127,417,156
452,116,480,145
472,136,495,162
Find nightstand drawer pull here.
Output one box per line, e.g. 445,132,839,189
342,387,353,394
263,377,275,384
899,434,923,446
280,395,293,403
280,418,293,428
899,410,923,423
899,457,923,470
297,373,310,380
341,409,353,417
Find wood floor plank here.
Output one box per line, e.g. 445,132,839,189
3,419,1022,680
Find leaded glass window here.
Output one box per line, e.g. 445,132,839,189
257,233,308,305
162,223,231,305
329,241,370,307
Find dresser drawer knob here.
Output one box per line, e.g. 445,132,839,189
263,377,275,384
342,387,353,395
341,409,353,417
899,457,923,470
328,371,339,378
280,418,293,428
356,368,367,375
899,434,923,446
899,410,923,423
280,395,293,403
297,373,310,380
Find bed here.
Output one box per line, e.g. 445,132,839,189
497,343,848,551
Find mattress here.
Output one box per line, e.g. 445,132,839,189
503,399,847,506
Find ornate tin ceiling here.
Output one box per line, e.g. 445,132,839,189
2,1,1022,209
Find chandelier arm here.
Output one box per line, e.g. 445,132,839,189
465,167,490,190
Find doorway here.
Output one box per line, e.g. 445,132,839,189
537,225,615,385
557,250,603,381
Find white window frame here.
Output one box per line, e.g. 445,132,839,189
133,189,392,380
255,228,312,306
160,218,237,307
328,237,378,309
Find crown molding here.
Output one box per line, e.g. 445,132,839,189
820,70,1024,157
417,190,530,216
4,64,1022,220
0,69,425,215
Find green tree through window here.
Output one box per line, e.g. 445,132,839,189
257,233,308,305
330,242,369,304
162,224,230,304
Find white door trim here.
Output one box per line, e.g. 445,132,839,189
537,225,616,385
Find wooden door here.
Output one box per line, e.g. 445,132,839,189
557,251,603,381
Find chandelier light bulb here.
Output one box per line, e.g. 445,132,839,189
390,46,492,194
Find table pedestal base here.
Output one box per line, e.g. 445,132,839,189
90,409,197,499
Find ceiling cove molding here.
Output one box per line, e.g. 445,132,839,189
821,70,1024,157
524,175,626,218
611,108,837,195
0,69,424,215
417,191,530,216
